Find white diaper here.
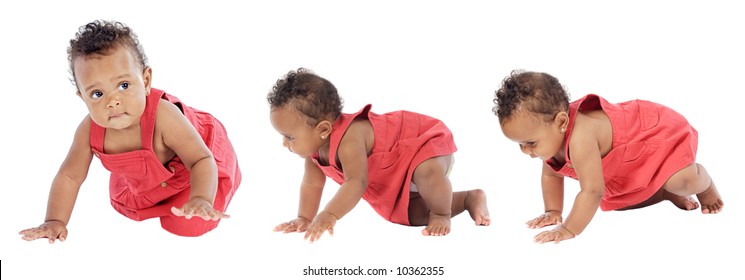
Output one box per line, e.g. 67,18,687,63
410,182,419,192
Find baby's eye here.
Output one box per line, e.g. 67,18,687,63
285,136,295,141
520,142,536,149
90,91,103,99
118,82,129,90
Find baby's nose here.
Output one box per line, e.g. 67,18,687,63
107,98,121,108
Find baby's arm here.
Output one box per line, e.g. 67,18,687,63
19,117,93,243
526,163,565,228
535,130,604,244
304,121,370,242
274,158,326,233
156,101,223,220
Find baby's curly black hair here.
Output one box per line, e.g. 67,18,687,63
267,68,344,126
493,70,569,124
68,20,148,85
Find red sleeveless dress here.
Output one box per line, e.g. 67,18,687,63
311,104,457,225
90,88,241,236
546,94,698,210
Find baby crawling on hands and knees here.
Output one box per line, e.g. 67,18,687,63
493,70,723,243
19,20,242,242
268,68,490,242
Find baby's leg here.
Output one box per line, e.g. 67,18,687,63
662,163,723,214
408,192,429,226
451,189,491,226
411,155,455,236
618,188,699,211
410,190,491,227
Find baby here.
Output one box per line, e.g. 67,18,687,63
493,70,723,243
20,20,242,242
268,68,490,242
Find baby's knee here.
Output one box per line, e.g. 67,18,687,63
689,163,712,187
413,156,452,180
664,163,710,195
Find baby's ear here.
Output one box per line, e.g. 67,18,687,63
554,111,569,129
317,120,333,138
142,66,153,94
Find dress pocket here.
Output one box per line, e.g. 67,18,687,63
378,145,403,169
142,164,190,206
98,151,147,176
622,142,646,162
637,101,660,131
605,141,663,198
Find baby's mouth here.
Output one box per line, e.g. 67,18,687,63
109,112,127,119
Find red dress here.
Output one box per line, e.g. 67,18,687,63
90,88,242,236
546,94,698,210
312,104,457,225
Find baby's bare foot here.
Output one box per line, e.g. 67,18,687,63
465,189,491,226
696,182,723,214
662,189,699,210
422,213,451,236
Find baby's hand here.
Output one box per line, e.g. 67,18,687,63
19,220,68,243
526,210,562,229
534,224,576,244
171,197,229,221
274,217,311,233
304,211,338,243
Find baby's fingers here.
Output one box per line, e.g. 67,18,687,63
48,233,59,244
528,215,559,229
19,228,42,241
533,230,564,244
197,209,229,221
304,224,330,243
537,219,557,228
47,228,68,243
273,222,291,232
19,227,66,243
526,216,547,228
533,231,555,243
303,227,317,242
274,221,306,233
171,206,193,219
173,205,229,221
19,228,35,237
58,230,68,242
296,222,310,233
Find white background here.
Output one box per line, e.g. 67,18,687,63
1,1,742,279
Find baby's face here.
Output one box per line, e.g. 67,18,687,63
270,105,325,159
73,46,149,131
500,110,565,161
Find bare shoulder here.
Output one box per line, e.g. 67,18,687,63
72,115,92,143
345,119,373,137
154,99,194,133
60,115,94,176
155,99,185,122
341,119,374,153
76,115,92,131
154,99,209,163
571,110,612,157
573,112,603,135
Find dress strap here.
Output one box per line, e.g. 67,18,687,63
140,88,166,151
327,104,372,169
